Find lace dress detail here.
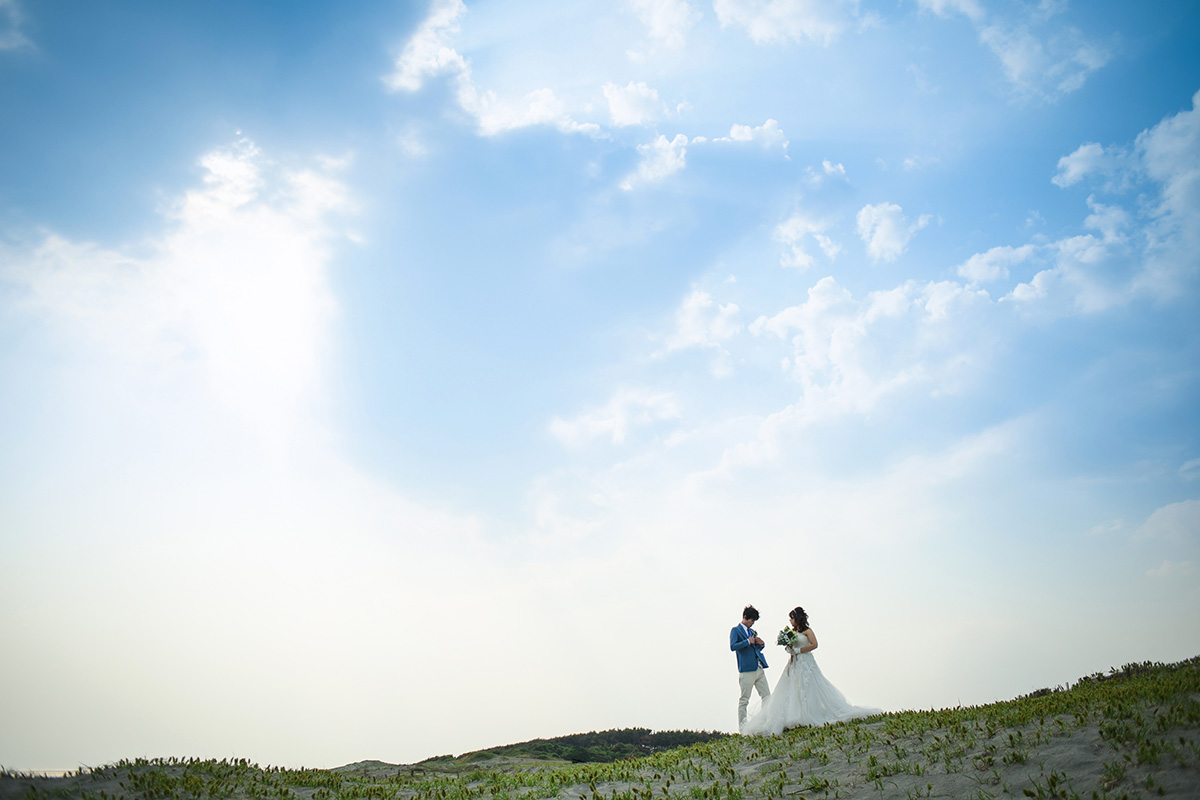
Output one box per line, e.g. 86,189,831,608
741,633,880,736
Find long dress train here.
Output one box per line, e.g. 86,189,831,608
742,632,880,736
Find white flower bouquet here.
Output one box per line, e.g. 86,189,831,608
777,628,799,647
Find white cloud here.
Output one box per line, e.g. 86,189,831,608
620,133,688,190
714,119,789,152
629,0,700,48
1013,208,1133,312
603,81,665,126
549,388,681,446
396,128,429,158
463,86,602,137
775,211,837,268
661,287,741,376
1146,560,1197,579
1035,0,1069,19
385,0,599,137
1010,93,1200,311
2,138,349,440
751,276,989,388
805,159,846,185
918,0,1109,100
1088,519,1128,536
907,64,938,93
1135,88,1200,299
665,288,741,351
956,244,1037,283
1052,142,1107,187
735,275,994,471
978,23,1110,100
1137,498,1200,544
813,234,841,259
1051,140,1137,194
0,0,30,50
1083,196,1129,242
386,0,468,92
1181,458,1200,481
856,202,931,262
713,0,848,46
916,0,984,23
903,154,940,171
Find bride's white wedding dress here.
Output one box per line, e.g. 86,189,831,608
741,632,880,736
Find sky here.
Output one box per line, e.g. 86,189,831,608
1,0,1199,773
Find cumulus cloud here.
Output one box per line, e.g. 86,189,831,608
549,388,681,446
731,275,994,471
463,87,602,137
1010,92,1200,310
713,0,848,46
714,119,790,153
751,277,989,384
661,287,741,376
620,133,688,190
956,244,1037,284
1052,142,1108,187
665,288,741,351
856,202,932,263
603,81,665,126
775,211,838,268
385,0,598,136
823,159,846,176
629,0,699,48
805,159,847,185
1135,88,1200,298
1007,197,1134,311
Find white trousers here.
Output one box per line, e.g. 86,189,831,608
738,667,770,727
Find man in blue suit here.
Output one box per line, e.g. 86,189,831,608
730,604,770,729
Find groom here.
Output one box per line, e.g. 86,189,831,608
730,604,769,729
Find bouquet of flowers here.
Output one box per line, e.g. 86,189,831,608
777,627,799,647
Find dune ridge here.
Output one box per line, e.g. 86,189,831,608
3,656,1198,800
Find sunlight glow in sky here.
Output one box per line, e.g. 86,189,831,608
1,0,1198,772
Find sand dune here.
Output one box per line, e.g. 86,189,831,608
4,657,1198,800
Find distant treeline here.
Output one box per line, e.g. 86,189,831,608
422,728,729,765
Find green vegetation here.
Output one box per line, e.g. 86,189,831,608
423,729,728,766
3,657,1198,800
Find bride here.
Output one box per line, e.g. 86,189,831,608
741,606,880,736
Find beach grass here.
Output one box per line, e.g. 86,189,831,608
3,656,1198,800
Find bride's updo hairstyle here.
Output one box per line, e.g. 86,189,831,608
789,607,809,632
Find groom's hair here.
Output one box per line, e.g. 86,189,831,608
743,605,760,622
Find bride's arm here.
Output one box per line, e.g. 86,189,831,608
799,628,818,653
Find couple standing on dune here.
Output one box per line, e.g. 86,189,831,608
731,604,880,736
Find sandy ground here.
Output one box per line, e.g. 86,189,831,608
4,704,1198,800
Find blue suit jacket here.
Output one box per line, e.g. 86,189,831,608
730,624,769,673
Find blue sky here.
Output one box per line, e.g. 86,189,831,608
2,0,1199,772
